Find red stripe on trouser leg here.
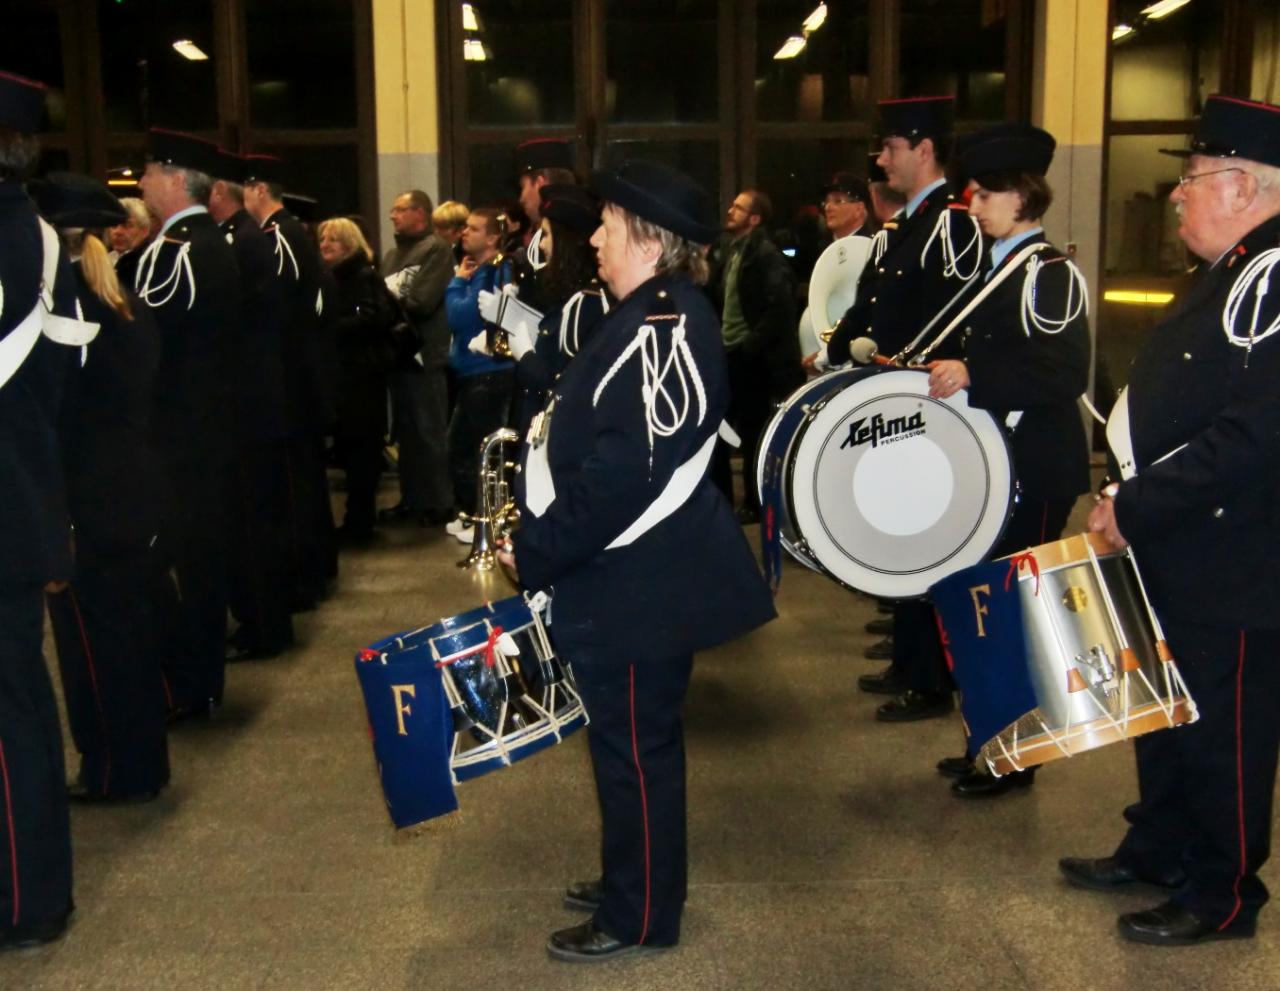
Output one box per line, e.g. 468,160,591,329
628,664,652,945
1220,630,1247,931
0,741,19,925
68,589,112,794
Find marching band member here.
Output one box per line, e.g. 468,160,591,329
499,161,775,961
924,124,1091,797
1064,95,1280,947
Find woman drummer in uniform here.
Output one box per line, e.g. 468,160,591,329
925,123,1092,798
498,161,775,961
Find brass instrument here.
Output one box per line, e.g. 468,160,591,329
485,253,514,359
458,428,522,571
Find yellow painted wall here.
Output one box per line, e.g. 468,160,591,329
372,0,439,157
1034,0,1108,147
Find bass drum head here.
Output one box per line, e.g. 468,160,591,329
808,235,872,339
787,368,1013,599
757,369,863,571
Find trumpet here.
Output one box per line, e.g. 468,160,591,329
485,253,514,359
458,427,522,571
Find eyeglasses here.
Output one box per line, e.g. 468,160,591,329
1177,167,1241,188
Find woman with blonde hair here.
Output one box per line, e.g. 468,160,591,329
34,173,170,803
319,215,399,541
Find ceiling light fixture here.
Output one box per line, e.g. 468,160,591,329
1111,23,1135,41
802,3,828,33
773,35,807,60
462,3,480,32
172,39,209,61
1141,0,1192,20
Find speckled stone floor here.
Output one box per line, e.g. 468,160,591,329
4,480,1279,990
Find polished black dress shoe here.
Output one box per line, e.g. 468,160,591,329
875,690,953,722
1058,856,1186,892
951,767,1035,798
0,911,70,951
563,878,603,911
67,782,161,805
857,665,906,695
936,755,973,778
1118,900,1254,946
547,920,661,962
166,699,217,726
864,617,894,636
864,636,895,660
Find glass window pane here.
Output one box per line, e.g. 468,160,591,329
246,0,356,129
1250,7,1279,104
606,0,718,123
1110,0,1222,121
464,1,575,126
257,143,361,222
99,0,218,132
755,0,870,122
602,140,720,220
0,1,66,132
899,0,1006,120
466,139,582,207
1103,135,1185,278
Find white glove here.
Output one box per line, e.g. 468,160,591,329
813,345,831,373
507,319,537,361
477,289,500,325
467,330,490,355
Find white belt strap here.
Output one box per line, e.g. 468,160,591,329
606,428,720,549
1106,386,1186,481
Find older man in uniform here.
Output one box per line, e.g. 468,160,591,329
242,153,337,607
136,129,243,722
0,70,83,949
1063,95,1280,946
820,171,872,241
810,96,985,721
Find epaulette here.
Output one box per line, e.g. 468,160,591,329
644,287,680,322
881,221,899,231
947,202,969,210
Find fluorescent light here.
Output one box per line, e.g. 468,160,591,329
1111,23,1135,41
1103,290,1175,305
463,38,488,61
802,3,827,33
462,2,480,32
107,179,138,187
1141,0,1191,19
773,35,807,60
172,39,209,61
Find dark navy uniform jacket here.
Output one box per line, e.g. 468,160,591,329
829,182,984,363
959,234,1091,501
513,273,776,657
0,182,79,583
1114,213,1280,629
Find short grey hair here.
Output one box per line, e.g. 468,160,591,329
613,204,709,285
163,163,212,205
1240,159,1280,198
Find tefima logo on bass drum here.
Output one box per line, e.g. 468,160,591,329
839,410,926,450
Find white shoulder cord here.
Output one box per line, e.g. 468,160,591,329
1020,255,1089,337
592,314,708,463
134,238,196,310
921,208,983,281
1222,246,1280,362
271,226,300,280
527,228,547,272
559,290,610,357
869,226,892,266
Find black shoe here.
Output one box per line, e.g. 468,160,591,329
547,920,664,962
857,665,906,695
420,507,456,526
167,699,216,726
735,506,761,525
1118,900,1254,946
225,643,285,663
564,878,603,911
67,782,161,805
1058,856,1186,893
377,503,415,523
952,767,1035,798
936,755,973,778
0,912,70,952
864,617,893,636
336,523,376,545
864,636,895,660
875,690,953,723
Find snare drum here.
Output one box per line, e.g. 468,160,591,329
933,532,1198,777
355,594,587,827
759,366,1013,598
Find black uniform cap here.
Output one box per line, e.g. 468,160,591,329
821,172,869,203
959,123,1057,179
877,95,955,143
516,138,574,175
590,159,717,246
539,183,600,236
147,128,221,176
30,171,128,229
241,153,289,187
1160,94,1280,169
283,192,319,222
213,148,245,183
0,70,46,134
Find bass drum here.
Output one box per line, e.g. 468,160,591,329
808,235,872,342
762,366,1013,599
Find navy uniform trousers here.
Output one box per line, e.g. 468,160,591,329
0,587,73,930
227,445,295,653
1115,620,1280,929
570,644,693,947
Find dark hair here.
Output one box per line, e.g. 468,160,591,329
744,188,774,227
539,217,597,307
972,170,1053,221
0,127,39,181
533,166,576,186
471,204,505,239
908,134,953,167
400,188,434,214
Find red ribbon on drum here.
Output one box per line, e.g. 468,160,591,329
434,626,506,670
1004,552,1041,596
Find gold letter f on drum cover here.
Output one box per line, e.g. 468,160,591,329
391,684,417,736
969,584,991,638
